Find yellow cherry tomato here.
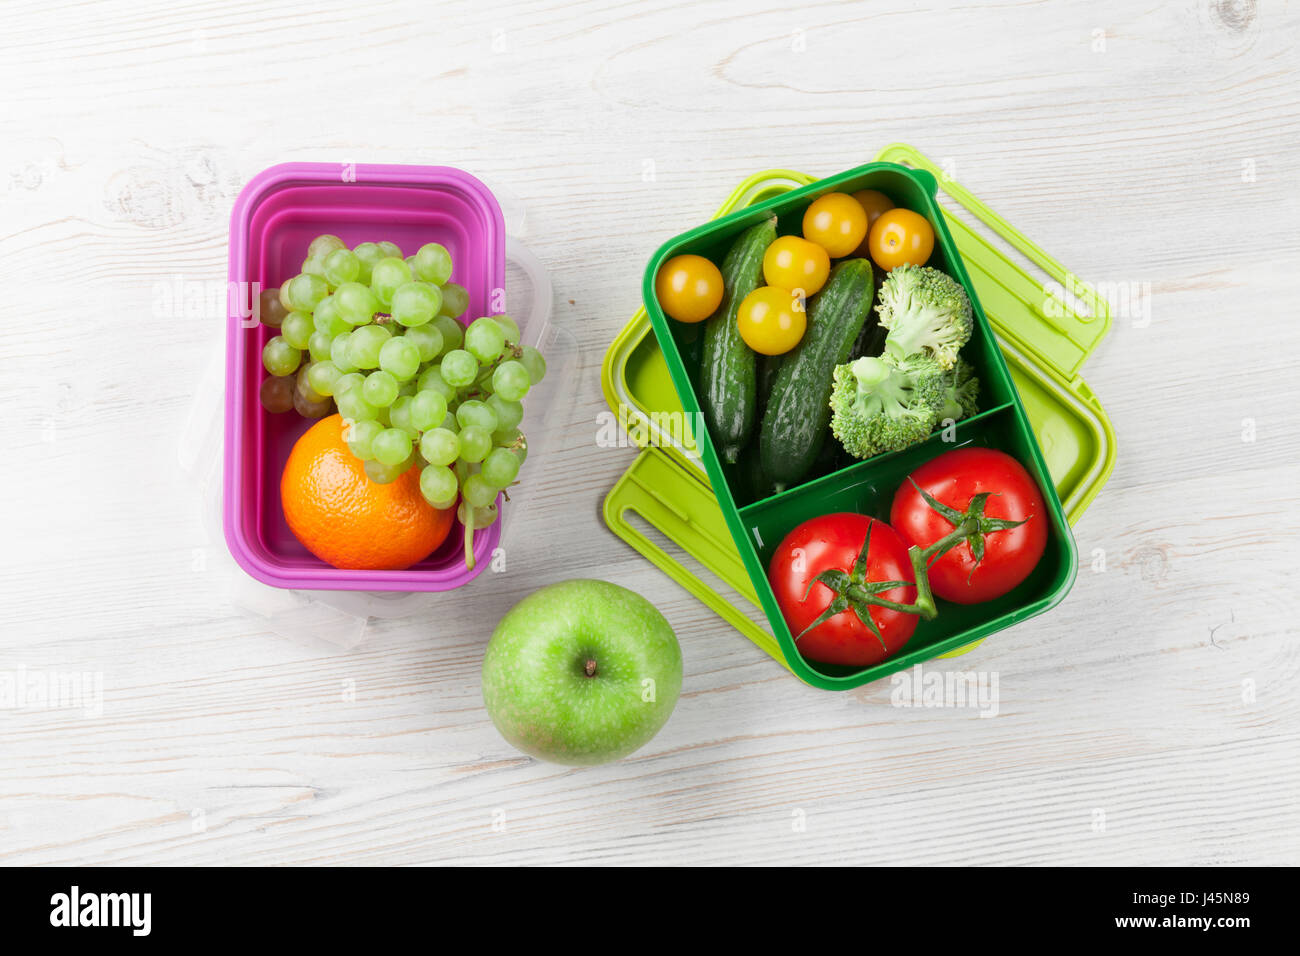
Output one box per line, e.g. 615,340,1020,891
802,192,869,258
762,235,831,298
867,208,935,271
851,190,895,256
655,254,724,323
736,286,806,356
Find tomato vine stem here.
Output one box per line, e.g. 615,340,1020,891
901,480,1030,619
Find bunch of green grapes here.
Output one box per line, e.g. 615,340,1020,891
258,234,547,568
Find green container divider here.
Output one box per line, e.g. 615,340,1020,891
602,148,1116,686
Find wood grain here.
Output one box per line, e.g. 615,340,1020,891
1,0,1298,866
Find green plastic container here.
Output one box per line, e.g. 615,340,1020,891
603,145,1116,690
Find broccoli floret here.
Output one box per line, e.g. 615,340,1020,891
936,358,980,423
876,264,974,370
829,354,947,459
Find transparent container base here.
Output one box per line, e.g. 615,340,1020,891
181,235,578,647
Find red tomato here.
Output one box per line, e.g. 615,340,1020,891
768,514,918,667
890,448,1047,604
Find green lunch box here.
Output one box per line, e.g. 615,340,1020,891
601,144,1117,691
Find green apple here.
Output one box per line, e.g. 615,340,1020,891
481,579,683,766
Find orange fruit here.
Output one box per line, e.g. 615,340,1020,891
281,414,454,570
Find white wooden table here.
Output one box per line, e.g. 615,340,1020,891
2,0,1297,866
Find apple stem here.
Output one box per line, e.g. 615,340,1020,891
584,659,598,678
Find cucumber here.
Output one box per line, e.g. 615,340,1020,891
759,258,875,490
756,352,781,419
698,217,776,463
849,266,887,360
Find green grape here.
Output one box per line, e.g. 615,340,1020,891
413,242,453,285
259,288,288,328
419,464,458,508
493,360,531,401
308,234,346,259
440,349,477,388
404,324,444,363
416,365,457,401
352,242,384,284
493,427,527,463
262,336,301,376
458,500,499,530
278,278,295,311
300,254,328,278
365,458,406,484
519,345,547,385
334,282,379,326
370,257,412,308
510,433,529,465
391,281,442,327
281,310,314,349
485,394,524,431
471,364,497,395
457,425,492,463
313,296,349,337
330,334,357,373
336,388,379,423
481,447,522,488
260,374,295,413
334,371,364,396
397,379,418,398
307,329,334,363
465,317,505,363
362,370,399,408
296,363,326,401
389,395,414,433
439,283,469,318
409,389,449,431
323,248,361,286
307,360,343,396
378,336,420,380
419,427,460,467
462,473,498,508
430,314,464,355
344,419,383,460
372,427,413,466
285,273,330,312
377,240,403,259
456,399,498,432
348,324,392,370
493,313,521,344
374,405,392,428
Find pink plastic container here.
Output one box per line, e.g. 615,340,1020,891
224,162,506,591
